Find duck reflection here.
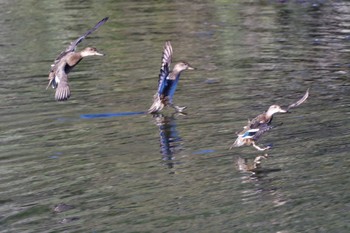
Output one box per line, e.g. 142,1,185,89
235,154,281,178
153,113,183,168
235,154,286,208
236,154,268,173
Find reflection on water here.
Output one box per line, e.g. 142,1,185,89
235,154,282,178
239,171,288,209
235,155,287,210
152,113,183,169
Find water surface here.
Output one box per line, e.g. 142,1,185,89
1,1,350,232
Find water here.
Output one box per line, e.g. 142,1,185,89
1,0,350,232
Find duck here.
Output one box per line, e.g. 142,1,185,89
230,88,309,151
47,17,108,101
148,41,194,114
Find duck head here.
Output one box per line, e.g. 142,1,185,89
81,47,104,57
266,105,287,117
173,61,195,73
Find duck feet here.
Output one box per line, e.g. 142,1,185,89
252,141,272,151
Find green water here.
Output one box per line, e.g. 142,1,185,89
1,0,350,232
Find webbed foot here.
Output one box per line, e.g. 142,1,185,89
252,141,272,151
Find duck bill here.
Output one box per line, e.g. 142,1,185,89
187,65,195,70
95,51,105,56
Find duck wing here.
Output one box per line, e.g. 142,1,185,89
54,17,109,64
286,88,309,111
54,69,71,101
252,124,273,141
230,123,272,149
49,62,71,101
157,41,173,95
238,123,273,141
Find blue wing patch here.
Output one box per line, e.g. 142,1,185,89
157,41,172,95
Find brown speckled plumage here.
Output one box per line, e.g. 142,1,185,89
47,17,108,101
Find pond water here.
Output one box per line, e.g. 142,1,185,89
1,0,350,232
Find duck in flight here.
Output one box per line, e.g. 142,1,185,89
230,88,309,151
47,17,108,101
148,41,194,114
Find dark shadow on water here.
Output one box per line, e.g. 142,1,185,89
152,113,183,169
80,111,146,119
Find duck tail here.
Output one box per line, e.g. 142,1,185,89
229,136,245,149
46,79,56,90
148,94,164,114
47,72,57,90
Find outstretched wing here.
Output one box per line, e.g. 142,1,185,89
53,17,109,64
54,66,71,101
157,41,173,95
286,88,309,111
